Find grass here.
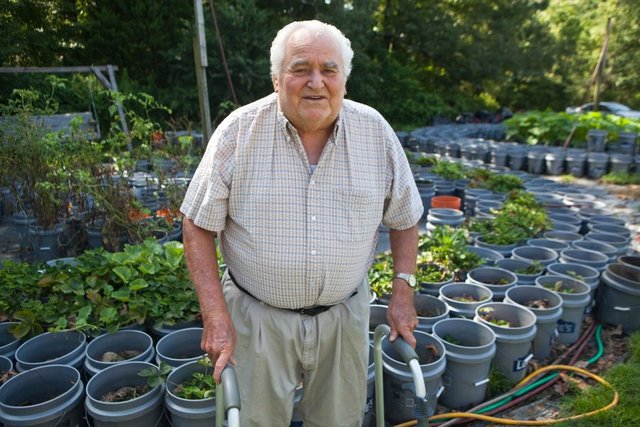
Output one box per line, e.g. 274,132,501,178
600,172,640,185
555,331,640,426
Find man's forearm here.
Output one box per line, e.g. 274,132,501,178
389,225,419,276
183,218,227,318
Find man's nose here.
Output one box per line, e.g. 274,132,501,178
307,69,324,88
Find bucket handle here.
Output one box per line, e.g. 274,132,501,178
436,385,445,398
613,306,631,312
474,378,490,387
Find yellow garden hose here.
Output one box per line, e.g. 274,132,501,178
393,364,619,427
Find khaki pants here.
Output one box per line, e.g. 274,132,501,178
222,272,370,427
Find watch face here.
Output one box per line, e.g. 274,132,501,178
408,275,417,288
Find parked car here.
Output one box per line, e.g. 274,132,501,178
565,101,640,119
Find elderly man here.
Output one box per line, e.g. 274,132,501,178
181,19,423,426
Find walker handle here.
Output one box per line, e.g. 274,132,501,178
390,336,419,365
221,365,241,411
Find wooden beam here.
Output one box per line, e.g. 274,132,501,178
193,0,212,139
107,65,132,152
0,65,118,74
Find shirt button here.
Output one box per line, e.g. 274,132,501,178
310,180,316,185
311,250,317,255
311,215,317,221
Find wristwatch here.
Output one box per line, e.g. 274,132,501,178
393,273,417,289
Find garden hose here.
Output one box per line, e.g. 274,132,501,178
393,322,617,427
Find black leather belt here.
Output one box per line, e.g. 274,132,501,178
227,270,356,316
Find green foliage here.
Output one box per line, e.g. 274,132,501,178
432,161,466,181
139,361,173,389
171,357,216,400
416,263,452,284
466,168,524,193
504,110,640,147
419,226,482,280
601,172,640,185
1,239,200,338
368,253,394,299
469,190,550,245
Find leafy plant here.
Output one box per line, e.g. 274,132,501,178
514,262,544,275
171,357,216,399
139,361,172,388
419,226,482,281
416,263,452,284
432,160,466,181
478,307,511,327
368,254,394,299
601,172,640,185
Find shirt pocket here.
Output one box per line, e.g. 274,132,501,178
334,189,381,242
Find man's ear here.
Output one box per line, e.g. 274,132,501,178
272,75,279,93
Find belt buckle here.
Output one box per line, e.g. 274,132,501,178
298,305,328,316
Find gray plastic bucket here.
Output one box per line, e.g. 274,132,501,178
527,238,570,253
474,236,517,258
595,263,640,333
547,262,600,302
369,304,388,341
512,245,558,266
165,359,215,427
535,275,590,345
382,331,446,424
0,322,20,361
466,266,518,301
559,248,609,272
474,302,537,383
415,294,450,333
431,318,496,410
572,240,618,263
439,283,493,319
149,319,202,341
504,286,562,360
155,327,204,368
0,355,12,373
495,258,544,286
15,330,86,372
585,232,629,256
543,231,583,244
0,364,84,427
618,255,640,270
466,246,504,266
85,361,164,427
418,273,454,297
426,208,465,234
85,330,155,377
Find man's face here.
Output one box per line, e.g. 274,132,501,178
273,28,347,134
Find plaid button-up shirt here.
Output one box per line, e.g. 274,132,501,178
181,93,422,309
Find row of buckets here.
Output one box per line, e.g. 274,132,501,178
403,129,639,179
0,326,216,427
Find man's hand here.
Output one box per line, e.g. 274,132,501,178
386,279,418,348
201,307,237,383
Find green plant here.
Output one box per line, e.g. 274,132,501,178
514,262,544,275
139,361,172,388
478,307,511,327
368,254,394,298
432,160,466,181
416,263,451,284
601,172,640,185
419,226,482,281
171,357,216,399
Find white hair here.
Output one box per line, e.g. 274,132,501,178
270,20,354,80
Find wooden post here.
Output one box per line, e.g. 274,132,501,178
106,65,132,152
193,0,212,140
592,18,614,112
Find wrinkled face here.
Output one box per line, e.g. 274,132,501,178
273,28,347,134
